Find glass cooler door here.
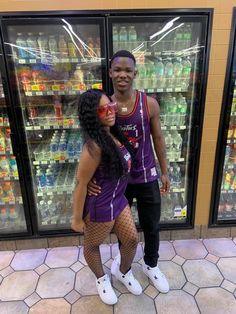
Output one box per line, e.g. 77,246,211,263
108,14,210,226
2,17,106,233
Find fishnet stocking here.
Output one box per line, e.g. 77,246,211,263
84,206,138,278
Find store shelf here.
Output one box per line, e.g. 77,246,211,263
168,157,185,163
221,189,236,194
218,213,236,219
161,125,186,131
0,152,14,157
0,176,19,181
26,124,79,131
224,163,236,170
17,57,101,65
140,87,188,93
25,90,83,97
0,196,23,205
227,139,236,144
171,187,185,193
33,158,79,165
37,187,74,197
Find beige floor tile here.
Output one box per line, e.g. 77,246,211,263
111,243,119,259
11,249,47,271
134,243,143,262
79,246,87,265
65,289,81,304
115,293,156,314
0,271,38,301
29,298,70,314
72,296,113,314
24,292,41,307
205,253,220,264
173,240,207,259
100,244,112,264
155,290,200,314
0,265,14,277
159,241,175,261
36,268,75,298
183,282,199,296
0,301,29,314
196,287,236,314
159,261,186,290
35,263,49,275
104,258,113,269
75,266,97,295
221,279,236,293
203,238,236,257
0,251,14,270
172,255,185,266
183,260,223,288
45,247,79,268
217,257,236,284
70,260,84,272
0,274,2,284
144,285,159,299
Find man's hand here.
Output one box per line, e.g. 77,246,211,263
87,178,101,196
160,174,170,195
71,218,86,233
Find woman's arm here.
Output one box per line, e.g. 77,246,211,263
71,143,101,232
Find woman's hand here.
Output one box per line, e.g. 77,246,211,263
87,178,101,196
71,218,86,233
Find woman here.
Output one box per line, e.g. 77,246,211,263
71,89,142,305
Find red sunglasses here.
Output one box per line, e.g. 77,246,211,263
97,102,118,118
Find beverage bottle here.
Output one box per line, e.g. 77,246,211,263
174,165,182,187
59,138,68,160
38,199,48,220
0,208,8,224
179,96,188,125
5,128,13,154
3,181,15,202
68,40,77,58
0,129,5,154
84,70,94,89
181,57,192,90
165,132,174,159
149,62,157,89
54,99,63,125
9,156,18,177
67,140,75,159
16,33,28,59
173,193,182,217
0,156,10,177
156,58,165,89
136,64,146,90
174,26,183,51
165,96,174,126
183,24,192,49
46,169,55,190
113,26,119,52
8,207,18,224
26,33,38,59
37,32,49,62
48,35,58,59
74,65,84,84
128,26,137,52
173,57,183,89
223,170,232,190
173,132,183,159
36,169,47,191
164,58,174,89
27,104,38,126
170,97,178,126
58,35,69,57
119,26,128,50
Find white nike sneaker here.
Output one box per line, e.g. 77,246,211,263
142,263,169,293
111,255,142,295
96,274,118,305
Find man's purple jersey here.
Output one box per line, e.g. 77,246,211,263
116,91,158,184
83,145,131,222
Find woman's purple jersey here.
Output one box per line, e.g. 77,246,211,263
83,145,131,222
115,91,158,184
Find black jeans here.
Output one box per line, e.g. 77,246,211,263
119,180,161,267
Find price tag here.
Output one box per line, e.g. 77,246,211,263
58,91,65,95
29,59,37,64
33,161,39,165
60,219,67,224
37,193,43,197
181,207,187,217
47,91,54,95
36,91,43,96
42,221,48,225
166,88,173,92
34,126,41,130
19,59,26,64
57,191,63,195
70,91,77,95
41,160,48,165
26,92,33,96
59,160,65,163
148,89,154,93
31,85,40,91
180,126,186,130
61,58,69,63
170,126,177,130
52,85,60,91
47,192,53,196
156,89,163,93
175,88,181,92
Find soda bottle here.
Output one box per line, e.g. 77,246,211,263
37,32,49,62
174,26,184,51
48,35,58,59
74,65,84,85
136,64,146,90
58,35,69,57
119,26,128,50
173,57,183,89
8,207,18,224
68,40,77,58
164,58,174,89
54,99,63,125
26,33,38,59
182,57,192,90
156,58,165,89
16,33,28,59
128,26,137,52
5,128,13,154
183,24,192,49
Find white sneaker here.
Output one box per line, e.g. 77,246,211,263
142,263,169,293
112,257,142,295
96,274,118,305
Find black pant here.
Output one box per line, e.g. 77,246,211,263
119,180,161,267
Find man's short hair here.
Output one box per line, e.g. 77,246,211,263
110,50,136,67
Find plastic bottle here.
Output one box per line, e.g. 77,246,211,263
84,70,94,89
36,169,47,191
0,156,10,177
173,57,183,89
5,128,13,154
148,62,157,89
54,99,63,125
165,132,174,159
156,58,165,89
74,65,84,84
173,165,182,187
8,207,18,223
182,57,192,90
173,132,183,159
136,64,146,90
37,32,49,62
9,156,18,177
113,26,119,52
46,169,55,190
0,129,5,154
58,35,69,57
174,26,184,51
0,208,8,224
119,26,128,50
38,199,48,220
16,33,28,59
128,26,137,52
68,40,77,58
164,58,174,89
26,33,38,59
183,24,192,49
48,35,58,59
178,96,188,125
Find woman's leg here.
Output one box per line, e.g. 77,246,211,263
113,205,138,274
84,215,114,278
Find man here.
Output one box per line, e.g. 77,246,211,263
90,50,170,293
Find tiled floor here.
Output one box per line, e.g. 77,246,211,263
0,238,236,313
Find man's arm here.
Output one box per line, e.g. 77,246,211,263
147,96,170,194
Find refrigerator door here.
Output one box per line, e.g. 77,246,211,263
2,17,106,233
210,9,236,224
108,14,211,226
0,63,29,236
